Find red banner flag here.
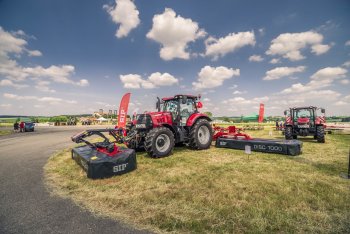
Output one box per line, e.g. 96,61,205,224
117,93,131,128
258,103,264,123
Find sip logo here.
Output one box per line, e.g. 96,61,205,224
219,141,227,146
113,163,128,173
119,109,126,124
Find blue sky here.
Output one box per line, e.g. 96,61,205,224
0,0,349,116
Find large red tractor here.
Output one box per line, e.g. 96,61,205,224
124,95,213,157
284,106,326,143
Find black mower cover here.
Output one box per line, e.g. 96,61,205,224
215,137,302,156
71,129,136,179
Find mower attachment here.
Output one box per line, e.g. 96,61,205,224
71,129,137,179
215,138,302,156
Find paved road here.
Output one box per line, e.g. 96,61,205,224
0,126,148,234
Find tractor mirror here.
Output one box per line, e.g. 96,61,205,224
156,97,161,111
182,96,187,104
284,110,287,115
321,108,325,113
197,102,203,108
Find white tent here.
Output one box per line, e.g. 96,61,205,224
97,117,108,123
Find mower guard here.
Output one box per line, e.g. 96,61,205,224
215,137,302,156
71,129,136,179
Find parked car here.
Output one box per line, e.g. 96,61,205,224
24,122,35,132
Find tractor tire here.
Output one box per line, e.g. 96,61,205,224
145,127,175,158
189,119,213,150
316,126,325,143
285,126,293,140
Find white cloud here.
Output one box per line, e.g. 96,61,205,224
0,27,88,87
3,93,76,104
0,104,12,108
342,60,350,68
233,90,247,95
345,40,350,46
104,0,140,38
310,67,347,81
120,72,179,89
281,67,347,94
205,31,255,60
0,79,29,89
192,65,240,90
249,55,263,62
148,72,178,86
269,58,281,64
76,79,89,87
311,44,330,55
146,8,205,60
335,101,347,106
27,50,42,57
340,79,349,85
35,81,56,93
263,66,306,81
266,31,330,61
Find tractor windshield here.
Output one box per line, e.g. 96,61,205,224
294,109,312,119
163,100,179,120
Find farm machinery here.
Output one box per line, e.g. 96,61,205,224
123,94,213,158
213,125,302,156
284,106,326,143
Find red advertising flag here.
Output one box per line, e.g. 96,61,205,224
258,103,264,123
117,93,131,128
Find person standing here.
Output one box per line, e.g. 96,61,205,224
14,122,19,132
19,121,25,133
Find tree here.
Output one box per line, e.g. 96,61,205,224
204,112,213,117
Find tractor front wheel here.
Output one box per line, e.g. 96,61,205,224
285,126,293,140
145,127,175,158
316,126,325,143
189,119,213,150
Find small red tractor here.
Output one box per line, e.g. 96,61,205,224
284,106,326,143
124,95,213,157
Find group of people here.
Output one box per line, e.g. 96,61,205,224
13,122,25,132
275,120,285,131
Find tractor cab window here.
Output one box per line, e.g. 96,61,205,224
295,109,312,119
180,99,196,125
163,100,179,121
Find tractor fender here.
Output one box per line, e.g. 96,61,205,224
186,114,212,127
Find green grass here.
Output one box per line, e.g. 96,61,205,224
0,130,12,136
45,127,350,233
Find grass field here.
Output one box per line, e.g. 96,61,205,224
0,130,12,136
45,127,350,233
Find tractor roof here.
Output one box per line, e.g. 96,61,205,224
290,106,319,110
162,94,198,101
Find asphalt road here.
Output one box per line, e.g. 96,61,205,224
0,126,149,234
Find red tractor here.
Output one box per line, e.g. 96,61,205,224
284,106,326,143
124,95,213,157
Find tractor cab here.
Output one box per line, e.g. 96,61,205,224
284,106,326,142
158,95,201,126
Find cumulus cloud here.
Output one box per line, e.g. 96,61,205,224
233,90,247,95
263,66,306,81
249,55,263,62
266,31,330,61
205,31,255,60
3,93,76,104
345,40,350,46
0,27,88,87
281,67,347,94
269,58,281,64
120,72,178,89
104,0,140,38
343,61,350,68
0,79,29,89
146,8,205,60
35,81,56,93
192,65,240,90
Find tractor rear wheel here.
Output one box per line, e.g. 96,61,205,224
316,125,325,143
285,126,293,140
189,119,213,150
145,127,175,158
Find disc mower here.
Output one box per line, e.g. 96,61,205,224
71,129,137,179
